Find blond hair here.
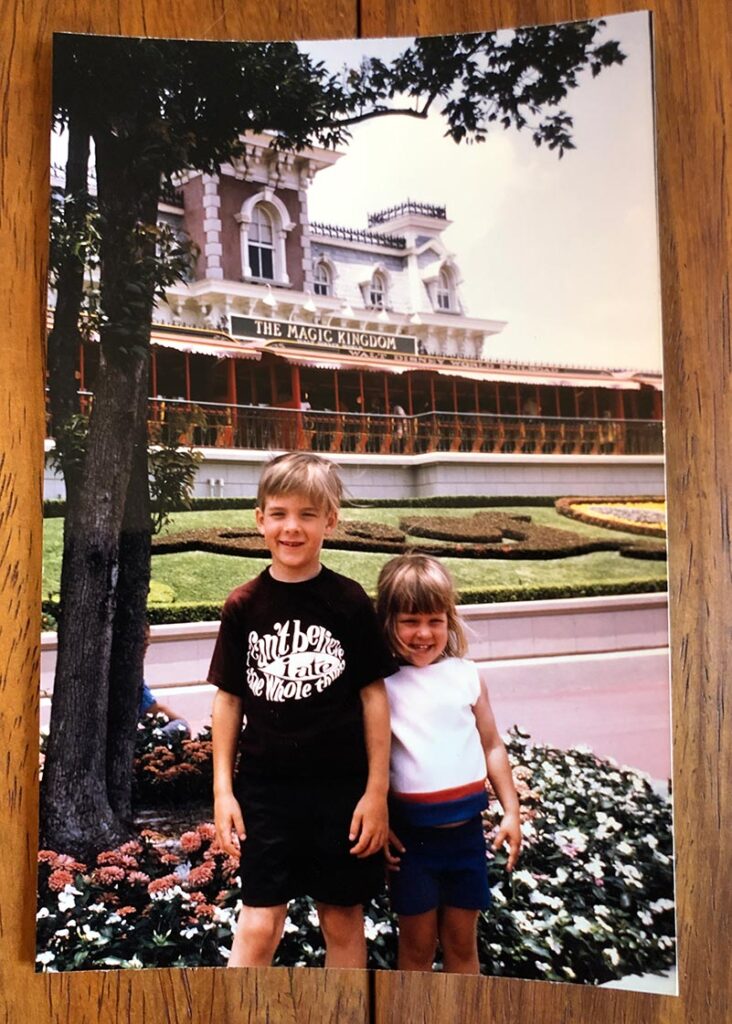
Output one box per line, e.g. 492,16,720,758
257,451,343,517
376,554,467,660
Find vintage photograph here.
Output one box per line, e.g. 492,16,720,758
38,10,675,991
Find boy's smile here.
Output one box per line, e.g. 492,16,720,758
256,492,337,582
395,611,449,668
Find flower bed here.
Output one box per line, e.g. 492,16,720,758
149,513,666,562
556,497,667,539
37,730,675,983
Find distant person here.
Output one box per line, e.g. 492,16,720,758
376,554,521,975
208,452,396,969
140,625,191,738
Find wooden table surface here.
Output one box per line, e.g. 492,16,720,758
1,1,729,1021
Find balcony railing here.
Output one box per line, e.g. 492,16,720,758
136,400,663,458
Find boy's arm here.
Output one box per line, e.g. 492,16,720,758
212,688,246,857
473,681,522,871
349,679,390,858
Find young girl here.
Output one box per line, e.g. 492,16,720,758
377,554,521,975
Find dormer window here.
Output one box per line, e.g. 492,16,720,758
248,205,275,280
314,260,332,296
369,270,387,309
236,191,295,285
436,268,453,310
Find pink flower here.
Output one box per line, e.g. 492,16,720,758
48,868,74,891
159,852,180,866
194,902,216,918
561,844,579,859
118,841,143,856
117,906,137,916
196,823,216,842
92,866,125,885
127,871,151,886
147,874,178,895
187,863,215,887
53,853,87,872
38,850,58,864
179,831,202,853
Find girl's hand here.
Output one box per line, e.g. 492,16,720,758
214,793,246,858
384,828,406,871
492,811,522,871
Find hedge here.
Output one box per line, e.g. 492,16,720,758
42,578,667,630
44,495,559,518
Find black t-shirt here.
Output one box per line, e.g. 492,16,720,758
208,566,397,779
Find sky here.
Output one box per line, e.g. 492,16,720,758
302,12,662,373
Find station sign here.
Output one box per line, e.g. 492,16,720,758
230,315,417,358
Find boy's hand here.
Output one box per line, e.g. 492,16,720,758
492,811,522,871
384,828,405,871
214,793,246,858
349,791,388,857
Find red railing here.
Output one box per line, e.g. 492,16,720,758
142,400,663,457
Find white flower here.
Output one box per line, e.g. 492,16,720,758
36,907,51,920
54,928,70,939
57,885,82,912
536,961,551,973
307,908,320,927
105,914,122,925
36,951,55,966
489,884,507,905
283,917,299,935
572,916,593,934
593,904,611,917
182,927,199,940
218,946,231,960
572,744,592,755
603,947,620,966
616,841,634,856
512,870,538,890
554,867,568,884
87,903,106,914
649,898,675,914
529,891,563,911
643,834,659,849
562,966,576,979
520,821,536,839
125,955,144,969
639,910,653,926
585,857,605,878
80,925,107,944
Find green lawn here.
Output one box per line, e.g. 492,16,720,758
43,506,668,606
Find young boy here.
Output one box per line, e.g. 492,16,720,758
209,452,396,969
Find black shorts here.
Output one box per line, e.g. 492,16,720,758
235,772,385,908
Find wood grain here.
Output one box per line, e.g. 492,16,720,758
1,1,730,1022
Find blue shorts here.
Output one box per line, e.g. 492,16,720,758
388,816,491,916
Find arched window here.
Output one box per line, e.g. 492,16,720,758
314,260,331,296
436,268,453,310
370,270,387,309
248,205,275,280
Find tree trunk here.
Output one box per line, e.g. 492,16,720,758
40,130,160,858
47,118,90,514
106,410,152,824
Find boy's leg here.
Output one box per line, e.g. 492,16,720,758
228,903,288,968
396,910,438,972
315,902,367,969
437,906,480,975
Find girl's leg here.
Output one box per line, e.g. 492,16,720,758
397,910,439,972
437,906,480,975
228,903,288,967
316,902,367,968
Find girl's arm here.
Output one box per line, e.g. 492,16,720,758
212,689,246,857
473,680,522,871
